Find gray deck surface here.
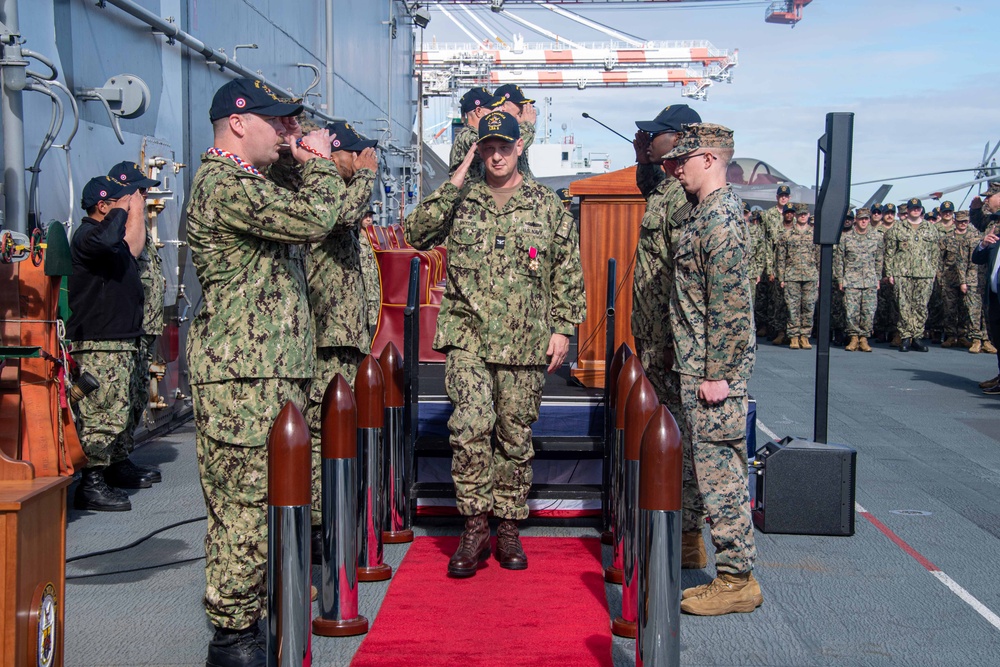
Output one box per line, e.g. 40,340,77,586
65,339,1000,666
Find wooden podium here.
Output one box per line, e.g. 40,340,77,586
570,166,646,388
0,457,70,667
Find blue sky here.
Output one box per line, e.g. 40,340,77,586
420,0,1000,209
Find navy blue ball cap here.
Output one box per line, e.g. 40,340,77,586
492,84,534,106
107,161,160,189
940,200,954,212
81,175,139,210
324,121,378,152
776,184,791,197
883,202,896,213
460,87,497,115
870,204,882,214
478,110,520,143
556,187,572,203
907,197,923,210
782,203,796,214
209,78,303,122
635,104,701,134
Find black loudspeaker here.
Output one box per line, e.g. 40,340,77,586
752,437,856,536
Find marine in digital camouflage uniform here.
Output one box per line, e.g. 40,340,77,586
776,204,819,349
186,79,345,644
629,104,707,563
665,123,762,616
834,208,883,351
830,211,853,344
939,209,979,348
883,198,939,351
107,162,165,483
406,110,585,577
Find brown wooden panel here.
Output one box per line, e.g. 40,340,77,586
570,167,646,388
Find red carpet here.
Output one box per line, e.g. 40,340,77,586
350,536,613,667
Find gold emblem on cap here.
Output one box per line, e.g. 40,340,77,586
487,113,503,131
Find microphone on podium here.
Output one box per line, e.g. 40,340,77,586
581,112,634,144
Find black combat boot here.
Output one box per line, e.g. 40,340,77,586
74,468,131,511
911,338,929,352
448,513,491,578
899,338,911,352
104,458,155,489
132,460,162,483
206,624,265,667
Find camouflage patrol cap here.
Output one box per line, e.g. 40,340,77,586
856,208,871,219
794,203,810,215
883,202,896,214
324,121,378,152
955,210,970,222
983,181,1000,198
663,123,735,159
209,78,303,121
907,197,923,211
940,200,955,212
478,110,520,143
776,185,791,197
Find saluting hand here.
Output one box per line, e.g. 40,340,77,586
520,102,537,124
633,130,651,165
354,147,378,173
450,143,477,189
290,128,333,164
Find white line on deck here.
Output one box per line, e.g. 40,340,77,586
755,417,1000,633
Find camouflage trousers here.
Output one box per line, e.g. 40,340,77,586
966,288,986,340
634,339,706,533
753,280,768,332
783,280,817,337
119,334,156,452
844,287,878,337
874,281,900,336
192,377,309,630
763,280,788,335
832,284,847,330
895,277,934,339
72,338,139,468
444,347,544,520
925,278,944,335
359,236,382,331
304,346,365,526
941,284,969,338
678,375,755,575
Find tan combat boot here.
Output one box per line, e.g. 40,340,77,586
858,337,872,352
681,531,707,570
845,335,859,351
984,340,998,354
789,336,800,350
680,571,764,616
799,336,812,350
959,337,973,348
772,333,786,345
969,339,982,354
891,332,902,348
941,336,958,348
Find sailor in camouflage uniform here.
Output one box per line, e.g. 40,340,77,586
629,103,707,568
831,210,854,345
359,208,382,331
106,162,165,484
834,208,883,352
759,186,790,337
302,121,379,527
874,203,902,344
493,84,537,179
406,111,585,577
768,204,795,344
186,79,345,665
664,123,762,616
449,87,497,180
939,208,979,348
776,203,819,350
926,201,957,342
884,197,939,352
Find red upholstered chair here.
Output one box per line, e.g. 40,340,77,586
370,247,445,362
